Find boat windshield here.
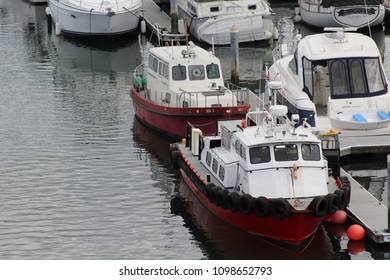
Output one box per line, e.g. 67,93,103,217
249,143,321,164
302,57,387,103
172,63,221,81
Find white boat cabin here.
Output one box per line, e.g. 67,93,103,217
198,107,331,200
142,42,239,108
270,29,390,130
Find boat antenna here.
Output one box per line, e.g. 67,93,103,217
212,37,215,56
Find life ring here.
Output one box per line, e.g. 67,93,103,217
334,189,347,210
211,186,222,206
325,193,339,215
216,189,229,209
309,196,328,217
191,67,202,78
204,183,216,203
227,192,240,212
239,194,254,215
253,196,270,217
270,198,291,219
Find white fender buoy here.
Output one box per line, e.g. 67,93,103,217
140,19,146,34
273,27,279,40
293,7,302,23
55,22,61,36
294,14,302,23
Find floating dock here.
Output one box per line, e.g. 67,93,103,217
140,0,186,46
341,168,390,243
314,112,390,243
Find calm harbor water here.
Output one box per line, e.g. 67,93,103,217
0,0,390,260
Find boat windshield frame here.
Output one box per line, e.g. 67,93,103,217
302,56,388,100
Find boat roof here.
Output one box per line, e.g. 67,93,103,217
235,123,320,147
149,43,219,64
297,32,380,61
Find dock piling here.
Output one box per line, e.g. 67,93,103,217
230,24,239,85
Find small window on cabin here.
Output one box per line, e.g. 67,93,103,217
172,65,186,81
148,55,154,69
165,92,171,104
206,151,212,166
212,158,218,173
301,144,321,161
158,62,163,76
209,139,222,148
152,57,158,73
219,165,225,181
249,146,271,164
248,4,256,10
210,6,219,12
274,144,298,161
189,65,205,80
163,63,169,79
235,140,240,155
206,63,220,79
241,146,246,160
287,50,298,75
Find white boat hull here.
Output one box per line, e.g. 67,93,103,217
47,0,142,36
299,1,385,29
178,0,275,45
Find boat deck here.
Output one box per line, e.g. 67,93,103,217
178,142,390,244
141,0,186,45
315,105,390,156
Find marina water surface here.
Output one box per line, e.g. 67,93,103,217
0,0,389,259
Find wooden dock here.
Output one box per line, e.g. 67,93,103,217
140,0,186,46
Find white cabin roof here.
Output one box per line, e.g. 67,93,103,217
236,125,320,147
298,32,380,61
149,43,219,65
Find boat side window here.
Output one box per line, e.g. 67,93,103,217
210,6,220,12
206,151,212,166
274,144,298,161
288,50,298,75
234,140,246,159
159,62,169,79
165,92,171,104
152,56,158,73
219,165,225,181
172,65,186,81
189,65,205,80
302,57,314,99
212,158,218,173
249,146,271,164
301,144,321,161
248,4,256,10
148,54,154,69
206,63,220,79
329,59,350,98
364,58,386,95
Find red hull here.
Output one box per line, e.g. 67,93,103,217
179,163,326,245
130,86,250,139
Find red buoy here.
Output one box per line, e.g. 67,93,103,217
347,224,365,241
330,210,347,224
347,240,365,255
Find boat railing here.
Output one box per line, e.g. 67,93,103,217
178,85,262,109
272,40,296,62
132,64,144,82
